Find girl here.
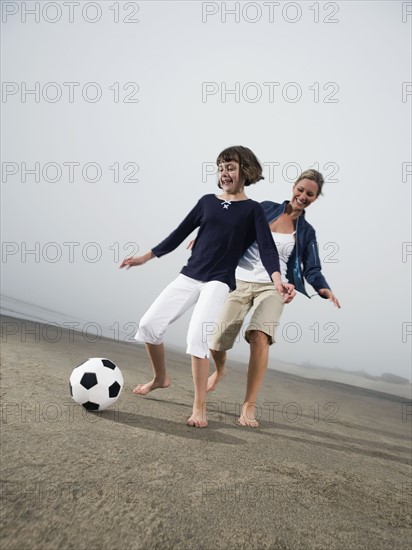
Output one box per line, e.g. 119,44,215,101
120,146,295,427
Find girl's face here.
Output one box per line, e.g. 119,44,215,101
291,178,319,211
218,160,246,195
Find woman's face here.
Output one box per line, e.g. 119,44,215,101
218,160,246,194
291,178,319,211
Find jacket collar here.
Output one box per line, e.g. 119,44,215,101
268,200,307,224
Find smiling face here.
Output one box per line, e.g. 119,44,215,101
218,160,246,195
291,178,319,211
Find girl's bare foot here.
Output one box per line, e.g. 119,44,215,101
237,402,259,428
132,377,171,395
187,404,208,428
206,368,226,392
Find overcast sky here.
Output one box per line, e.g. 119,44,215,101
1,1,411,380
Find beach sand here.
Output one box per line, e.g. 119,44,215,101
1,315,411,549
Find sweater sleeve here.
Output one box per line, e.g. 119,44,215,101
151,199,203,258
301,226,330,295
253,204,280,277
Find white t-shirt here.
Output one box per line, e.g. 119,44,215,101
236,231,295,283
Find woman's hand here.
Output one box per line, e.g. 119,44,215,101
319,288,341,308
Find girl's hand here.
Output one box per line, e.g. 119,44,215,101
186,239,196,250
271,272,295,304
277,282,296,304
119,251,154,269
319,288,341,308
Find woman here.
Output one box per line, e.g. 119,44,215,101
120,146,295,428
208,169,341,427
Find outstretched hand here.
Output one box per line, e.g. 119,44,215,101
319,288,341,308
119,255,147,269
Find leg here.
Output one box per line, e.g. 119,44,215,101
133,275,199,396
207,349,227,392
132,343,170,394
207,281,253,392
238,284,284,427
238,330,270,427
185,280,229,427
187,357,210,428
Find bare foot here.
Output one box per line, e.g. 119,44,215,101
206,368,226,392
237,402,259,428
132,377,171,395
187,405,208,428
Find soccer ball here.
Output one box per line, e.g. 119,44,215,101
69,358,124,411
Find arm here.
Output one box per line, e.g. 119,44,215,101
119,199,202,269
151,200,203,258
302,227,340,307
119,250,155,269
254,205,296,303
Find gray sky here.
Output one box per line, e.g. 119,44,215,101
1,1,411,380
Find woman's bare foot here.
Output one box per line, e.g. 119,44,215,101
187,404,208,428
132,377,171,395
237,402,259,428
206,368,226,392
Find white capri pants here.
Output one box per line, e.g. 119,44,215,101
135,274,230,359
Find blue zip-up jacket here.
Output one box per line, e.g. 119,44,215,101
261,200,330,298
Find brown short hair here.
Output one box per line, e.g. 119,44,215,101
295,169,324,197
216,146,264,189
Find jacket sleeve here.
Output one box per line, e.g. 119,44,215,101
301,226,331,295
254,204,280,277
151,199,203,258
260,200,280,223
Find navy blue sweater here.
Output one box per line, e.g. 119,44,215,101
152,194,280,291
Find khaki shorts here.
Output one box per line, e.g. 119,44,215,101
209,279,284,351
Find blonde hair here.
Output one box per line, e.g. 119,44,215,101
295,169,324,196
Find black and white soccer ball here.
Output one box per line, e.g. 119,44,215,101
69,358,124,411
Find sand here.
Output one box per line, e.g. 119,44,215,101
1,315,411,550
